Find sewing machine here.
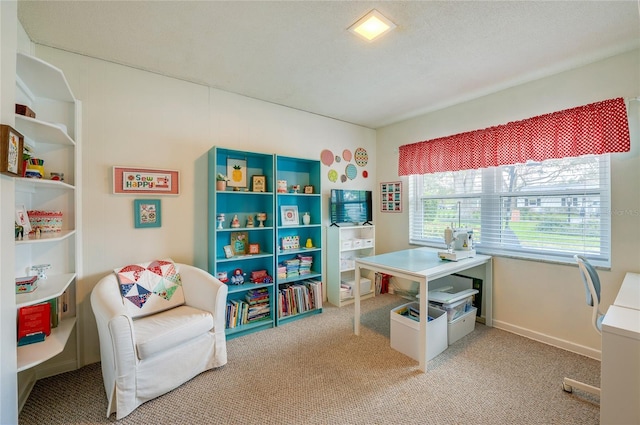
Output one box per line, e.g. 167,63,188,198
438,226,476,261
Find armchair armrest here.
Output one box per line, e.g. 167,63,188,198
177,263,228,329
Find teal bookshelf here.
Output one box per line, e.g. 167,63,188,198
208,148,323,338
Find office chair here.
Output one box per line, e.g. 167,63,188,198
562,254,604,396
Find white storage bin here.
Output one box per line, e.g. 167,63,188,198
448,307,477,344
428,288,478,322
390,302,447,361
342,278,372,295
352,239,363,248
361,238,374,248
341,239,353,250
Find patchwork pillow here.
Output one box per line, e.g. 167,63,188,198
114,259,185,318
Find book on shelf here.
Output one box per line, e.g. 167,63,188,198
17,302,51,343
17,331,46,346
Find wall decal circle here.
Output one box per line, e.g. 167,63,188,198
321,149,334,166
328,169,338,182
343,149,352,162
345,163,357,180
354,147,368,166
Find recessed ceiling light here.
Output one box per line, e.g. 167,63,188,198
348,9,396,42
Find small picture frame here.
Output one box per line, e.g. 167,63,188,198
227,158,247,188
281,205,299,226
248,243,260,254
303,185,314,194
223,245,234,258
15,205,32,234
1,125,24,176
252,175,266,192
134,199,161,228
230,231,249,255
380,181,402,213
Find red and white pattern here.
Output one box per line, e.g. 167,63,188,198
398,98,631,175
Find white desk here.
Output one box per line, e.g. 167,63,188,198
613,272,640,310
601,272,640,425
354,247,492,372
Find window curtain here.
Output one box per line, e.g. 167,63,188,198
398,97,630,175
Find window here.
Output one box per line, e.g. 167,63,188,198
409,155,611,266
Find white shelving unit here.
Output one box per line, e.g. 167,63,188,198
326,225,375,307
12,52,81,408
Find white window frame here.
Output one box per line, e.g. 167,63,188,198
409,155,611,266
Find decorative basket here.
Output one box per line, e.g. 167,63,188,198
27,210,63,233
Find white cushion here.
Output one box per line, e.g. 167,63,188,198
133,305,214,360
114,259,185,318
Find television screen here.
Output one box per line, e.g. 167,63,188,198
330,189,373,225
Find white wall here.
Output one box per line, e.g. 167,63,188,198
376,49,640,357
29,46,376,366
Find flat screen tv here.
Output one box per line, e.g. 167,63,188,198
329,189,373,226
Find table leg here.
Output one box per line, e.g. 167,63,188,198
354,264,361,335
418,277,427,372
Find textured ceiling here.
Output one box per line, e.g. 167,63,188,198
17,1,640,129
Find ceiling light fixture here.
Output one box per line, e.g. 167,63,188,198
348,9,396,42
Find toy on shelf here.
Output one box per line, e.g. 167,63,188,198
231,214,240,228
216,213,225,229
257,212,267,227
246,215,254,228
229,268,245,285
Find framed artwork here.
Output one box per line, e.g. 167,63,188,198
380,181,402,213
230,231,249,255
223,245,234,258
15,205,32,234
248,243,260,254
134,199,161,228
281,205,299,226
1,125,24,176
227,158,247,188
252,175,266,192
304,185,314,194
113,166,180,195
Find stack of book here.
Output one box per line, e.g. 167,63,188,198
245,288,270,323
297,254,313,275
283,258,300,279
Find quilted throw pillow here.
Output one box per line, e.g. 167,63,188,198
114,259,185,318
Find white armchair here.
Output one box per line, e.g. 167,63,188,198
91,262,228,419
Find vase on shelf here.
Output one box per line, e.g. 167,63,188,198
216,181,226,191
302,212,311,225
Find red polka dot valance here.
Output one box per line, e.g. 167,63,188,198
398,97,631,175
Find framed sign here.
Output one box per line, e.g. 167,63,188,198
381,181,402,213
227,158,247,188
281,205,299,226
114,166,180,195
230,231,249,255
1,125,24,176
252,175,266,192
304,185,314,194
134,199,161,228
248,243,260,254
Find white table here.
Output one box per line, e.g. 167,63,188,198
601,271,640,424
354,247,492,372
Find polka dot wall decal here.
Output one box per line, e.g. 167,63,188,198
354,147,368,166
342,149,352,162
340,174,347,183
328,169,338,182
335,156,341,163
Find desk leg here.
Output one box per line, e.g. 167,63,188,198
418,277,427,372
354,264,361,335
484,258,493,327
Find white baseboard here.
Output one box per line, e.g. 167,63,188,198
492,319,601,361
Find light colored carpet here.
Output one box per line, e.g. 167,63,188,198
19,294,600,424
